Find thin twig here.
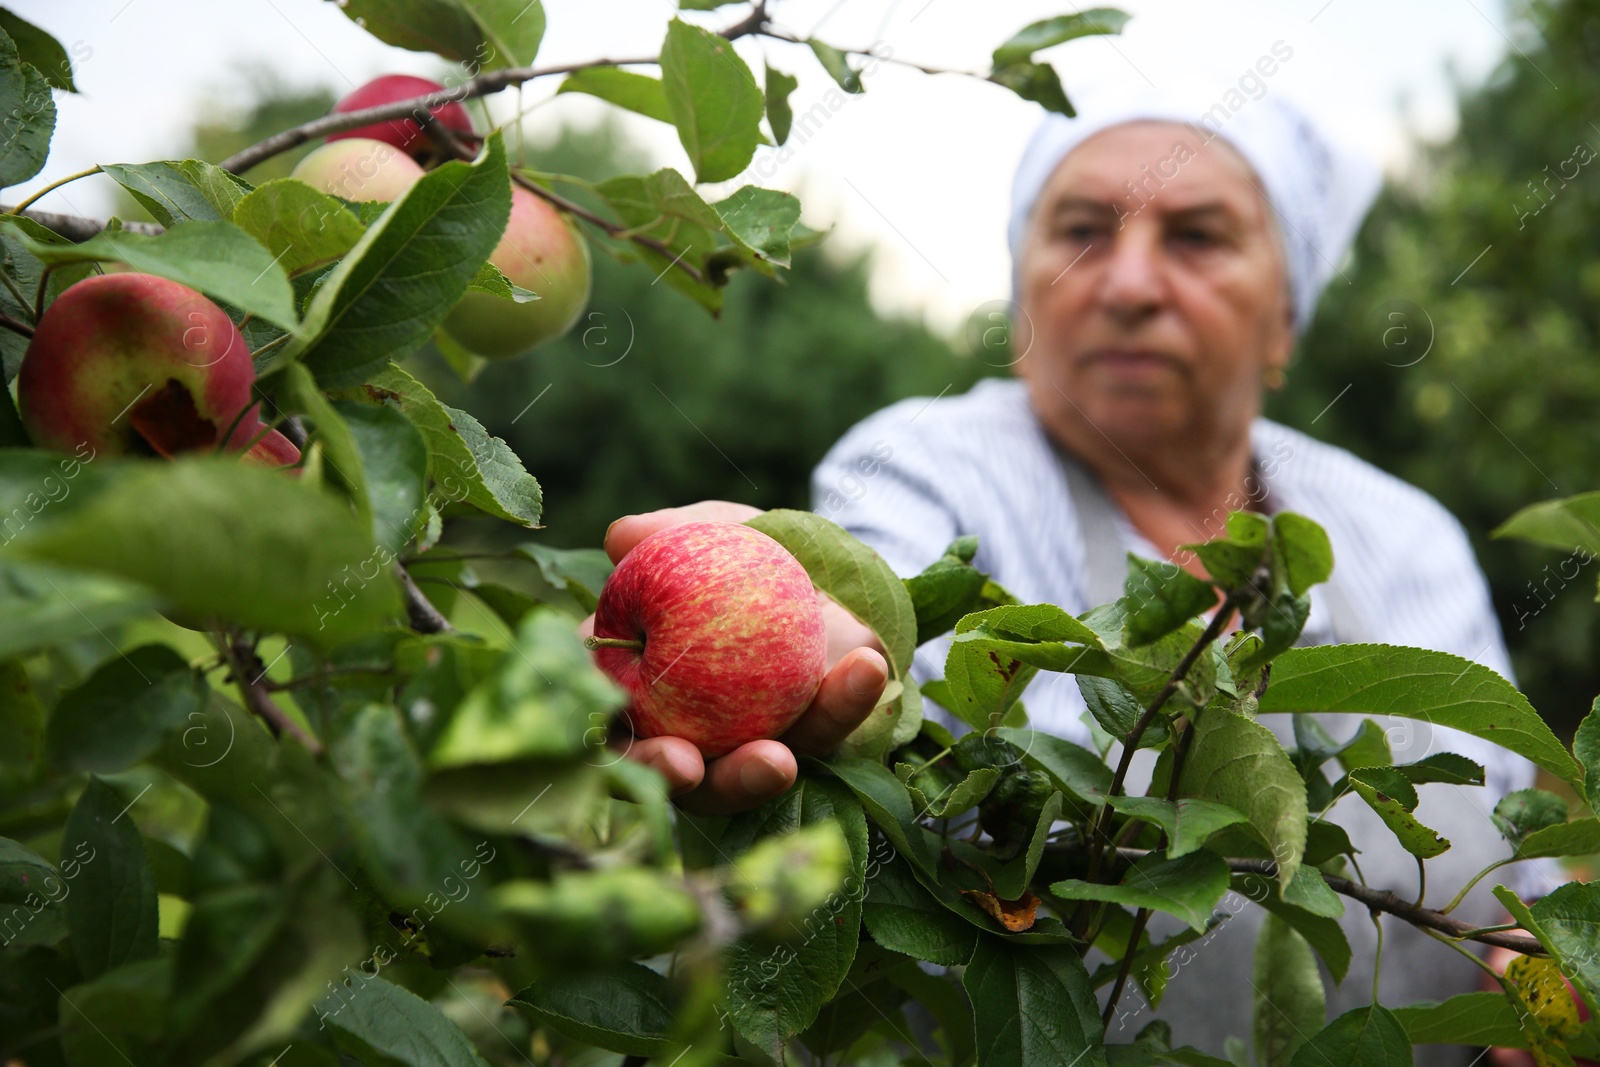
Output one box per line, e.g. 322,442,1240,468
0,309,33,338
1,206,164,240
223,635,325,755
9,166,103,215
1102,906,1153,1026
219,4,773,175
398,565,453,634
1083,592,1240,891
1226,859,1545,955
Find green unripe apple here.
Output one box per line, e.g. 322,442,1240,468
440,184,592,359
290,137,425,203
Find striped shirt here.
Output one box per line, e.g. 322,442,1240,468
811,376,1549,895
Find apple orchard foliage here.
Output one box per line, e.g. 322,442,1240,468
0,4,1599,1067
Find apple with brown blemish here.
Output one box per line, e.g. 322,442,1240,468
16,273,299,466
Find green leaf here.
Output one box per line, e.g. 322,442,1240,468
429,610,623,767
1503,880,1600,1017
0,382,24,445
713,185,802,271
1123,555,1219,647
2,219,296,330
0,10,76,91
233,177,367,274
56,958,169,1065
746,510,916,693
963,938,1108,1067
333,398,428,554
807,39,863,93
330,703,476,908
1105,797,1248,859
1281,865,1344,919
290,133,512,386
1347,766,1450,859
1080,674,1168,749
0,29,55,188
510,962,673,1056
323,975,492,1067
1051,851,1230,933
861,848,979,966
364,363,543,527
557,66,671,123
1257,644,1584,788
0,658,41,772
1576,697,1600,815
513,542,612,613
278,359,373,525
338,0,487,61
992,9,1133,66
0,836,65,946
1272,512,1334,597
459,0,545,66
0,558,158,660
989,62,1073,116
1493,490,1600,556
722,777,867,1058
945,633,1039,730
99,160,252,227
1231,872,1352,983
63,779,158,980
464,258,533,302
1392,992,1529,1048
1179,708,1306,890
44,645,207,774
765,63,798,145
494,868,701,962
1393,752,1484,787
820,755,940,877
1253,914,1325,1067
660,19,764,183
1184,511,1270,590
1288,1004,1413,1067
905,557,990,646
994,727,1113,811
1491,788,1569,844
4,458,399,645
1516,816,1600,858
961,602,1105,645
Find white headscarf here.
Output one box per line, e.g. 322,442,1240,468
1007,76,1382,334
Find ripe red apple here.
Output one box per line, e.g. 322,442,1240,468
439,184,592,359
327,74,475,160
17,273,299,466
587,521,828,758
291,137,426,203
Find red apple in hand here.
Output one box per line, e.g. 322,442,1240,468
327,74,476,161
17,273,299,466
586,521,828,758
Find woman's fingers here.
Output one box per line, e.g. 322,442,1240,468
675,739,798,816
624,734,706,796
604,501,762,564
781,647,889,756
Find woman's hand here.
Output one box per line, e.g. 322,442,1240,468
583,501,889,816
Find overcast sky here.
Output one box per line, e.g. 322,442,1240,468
12,0,1515,333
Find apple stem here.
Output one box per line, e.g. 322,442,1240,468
584,636,644,652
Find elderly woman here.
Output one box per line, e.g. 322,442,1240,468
601,84,1546,1063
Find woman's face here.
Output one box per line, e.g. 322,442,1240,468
1013,121,1295,456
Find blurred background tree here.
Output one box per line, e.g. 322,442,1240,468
1271,0,1600,736
186,0,1600,738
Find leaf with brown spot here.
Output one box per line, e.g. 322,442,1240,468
957,889,1040,932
